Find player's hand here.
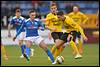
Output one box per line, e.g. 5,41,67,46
41,19,46,22
13,36,16,41
83,36,88,41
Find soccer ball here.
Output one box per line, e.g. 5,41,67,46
61,56,64,62
56,56,64,64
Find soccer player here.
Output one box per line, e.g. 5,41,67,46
53,11,88,64
44,4,64,58
8,7,33,58
68,5,88,54
43,4,81,59
13,10,55,64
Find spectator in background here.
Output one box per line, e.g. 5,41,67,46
1,1,9,28
35,13,41,19
31,1,41,13
65,3,74,14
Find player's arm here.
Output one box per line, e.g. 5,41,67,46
67,12,72,17
77,25,88,41
8,19,14,37
13,22,25,41
45,14,51,26
66,17,88,41
43,15,56,31
81,13,88,24
40,19,54,30
45,26,55,31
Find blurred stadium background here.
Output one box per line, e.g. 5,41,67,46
1,1,99,45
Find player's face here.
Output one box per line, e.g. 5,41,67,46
15,12,21,17
50,6,57,14
29,12,36,20
73,6,79,12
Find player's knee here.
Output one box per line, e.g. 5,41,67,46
39,41,48,51
25,41,31,48
40,45,48,52
19,40,23,45
55,44,60,49
43,47,48,52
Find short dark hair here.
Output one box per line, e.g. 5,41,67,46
29,10,36,14
15,7,21,13
73,5,80,10
57,11,64,16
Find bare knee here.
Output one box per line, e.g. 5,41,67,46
25,40,32,48
55,39,65,49
39,40,48,51
19,40,23,45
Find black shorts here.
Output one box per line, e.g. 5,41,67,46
70,31,81,42
51,32,63,42
60,32,71,42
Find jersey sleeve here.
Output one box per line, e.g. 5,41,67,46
65,16,77,28
45,14,52,26
10,18,15,25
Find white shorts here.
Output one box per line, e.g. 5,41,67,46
24,36,44,46
16,32,26,40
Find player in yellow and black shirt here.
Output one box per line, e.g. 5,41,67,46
68,5,88,55
44,4,64,58
52,11,88,64
43,4,82,60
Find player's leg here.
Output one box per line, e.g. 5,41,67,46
22,37,34,62
77,33,83,54
48,31,52,40
54,43,66,58
35,36,55,63
54,32,66,58
17,32,34,58
73,32,83,55
48,32,56,55
70,31,82,58
1,45,8,60
23,40,32,62
18,40,26,58
53,39,65,58
54,33,71,58
69,40,82,59
51,45,56,55
70,31,79,55
52,39,66,64
16,32,26,58
51,32,65,58
50,32,59,55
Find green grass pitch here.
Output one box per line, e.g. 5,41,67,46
1,44,99,66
